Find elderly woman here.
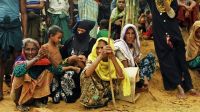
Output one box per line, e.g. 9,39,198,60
114,24,156,90
79,37,131,108
10,38,57,111
186,21,200,71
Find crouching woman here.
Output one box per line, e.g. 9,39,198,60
10,38,54,111
79,38,131,108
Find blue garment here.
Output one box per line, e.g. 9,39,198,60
0,0,20,21
26,0,40,13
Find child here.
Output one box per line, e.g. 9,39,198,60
42,25,82,103
97,19,109,38
186,21,200,72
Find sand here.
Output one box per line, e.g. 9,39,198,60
0,30,200,112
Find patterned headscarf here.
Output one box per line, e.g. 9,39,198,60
155,0,172,12
186,21,200,61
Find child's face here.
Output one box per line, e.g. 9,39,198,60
51,32,63,44
195,27,200,40
117,0,125,11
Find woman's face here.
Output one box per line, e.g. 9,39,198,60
195,27,200,40
117,0,125,11
124,28,136,45
24,42,38,60
77,28,86,34
96,40,107,56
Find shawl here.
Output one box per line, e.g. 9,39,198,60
110,0,125,23
114,24,140,67
186,21,200,61
155,0,172,12
88,37,131,96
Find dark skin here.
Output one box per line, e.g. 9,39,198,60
0,0,27,101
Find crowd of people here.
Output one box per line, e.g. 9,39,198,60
0,0,200,111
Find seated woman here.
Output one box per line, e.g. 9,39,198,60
79,37,131,108
176,0,199,29
186,21,200,73
114,24,156,91
10,38,53,111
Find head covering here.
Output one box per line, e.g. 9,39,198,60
114,24,140,67
72,20,95,54
88,37,131,96
186,21,200,61
155,0,172,13
15,38,50,66
110,0,125,23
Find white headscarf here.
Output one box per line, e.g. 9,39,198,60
114,24,140,67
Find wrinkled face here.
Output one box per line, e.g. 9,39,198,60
195,27,200,39
77,28,86,34
117,0,125,11
51,32,62,44
124,28,136,45
96,40,107,56
24,42,38,60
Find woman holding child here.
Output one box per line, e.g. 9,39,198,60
79,37,131,108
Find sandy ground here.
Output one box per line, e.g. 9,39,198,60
0,30,200,112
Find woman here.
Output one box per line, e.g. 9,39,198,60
114,24,156,90
79,37,131,108
147,0,198,98
10,38,56,111
186,21,200,71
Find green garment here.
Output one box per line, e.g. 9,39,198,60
50,14,72,44
97,29,109,38
188,55,200,69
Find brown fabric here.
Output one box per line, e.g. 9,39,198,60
10,70,53,105
186,21,200,61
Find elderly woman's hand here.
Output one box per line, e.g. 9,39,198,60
37,46,49,59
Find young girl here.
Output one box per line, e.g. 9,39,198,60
186,21,200,71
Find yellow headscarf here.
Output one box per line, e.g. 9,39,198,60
186,21,200,61
88,37,131,96
155,0,173,13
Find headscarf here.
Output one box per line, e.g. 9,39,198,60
14,38,50,66
155,0,172,13
72,20,95,54
114,24,140,67
88,37,131,96
110,0,125,23
186,21,200,61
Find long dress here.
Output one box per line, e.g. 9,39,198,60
147,0,193,91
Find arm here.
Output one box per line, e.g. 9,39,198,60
188,0,196,11
26,0,45,9
84,55,102,77
20,0,27,38
164,0,176,18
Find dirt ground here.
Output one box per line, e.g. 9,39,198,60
0,30,200,112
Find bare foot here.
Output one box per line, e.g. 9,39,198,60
177,85,187,99
188,89,200,96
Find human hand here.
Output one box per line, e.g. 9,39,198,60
114,19,122,26
166,35,173,48
72,66,81,73
104,45,115,59
37,46,49,59
78,55,86,62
